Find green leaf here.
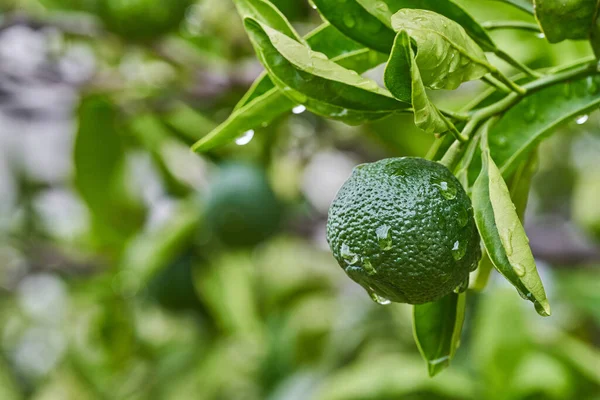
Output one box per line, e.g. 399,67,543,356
488,0,534,14
232,0,302,41
391,9,490,90
356,0,497,51
533,0,598,43
489,75,600,178
385,31,452,134
312,0,396,53
244,19,408,118
471,144,551,317
413,292,466,377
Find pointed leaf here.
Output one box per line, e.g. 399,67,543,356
533,0,598,43
472,146,550,316
391,9,490,90
232,0,302,41
244,19,408,118
413,292,466,377
385,31,452,134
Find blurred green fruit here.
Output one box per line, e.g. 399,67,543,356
327,157,481,305
99,0,193,41
205,162,282,247
146,252,205,313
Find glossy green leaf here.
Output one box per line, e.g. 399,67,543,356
391,9,490,90
356,0,497,50
472,145,550,317
245,19,407,117
385,31,452,134
413,292,466,377
312,0,396,53
490,75,600,178
232,0,302,41
488,0,534,14
533,0,597,43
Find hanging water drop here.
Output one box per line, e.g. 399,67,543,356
375,224,393,250
453,276,469,293
576,114,589,125
292,105,306,114
368,288,391,305
534,301,550,317
235,130,254,145
512,263,526,277
340,243,359,265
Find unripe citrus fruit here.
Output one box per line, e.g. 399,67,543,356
327,157,481,304
205,162,282,247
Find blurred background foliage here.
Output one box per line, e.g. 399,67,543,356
0,0,599,399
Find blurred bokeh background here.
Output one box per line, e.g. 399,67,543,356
0,0,599,399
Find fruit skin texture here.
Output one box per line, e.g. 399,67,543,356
205,162,282,248
99,0,193,41
327,157,481,305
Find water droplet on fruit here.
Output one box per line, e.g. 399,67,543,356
292,105,306,114
362,257,376,275
376,224,392,250
343,14,356,28
451,240,467,261
454,276,469,293
368,288,391,305
341,243,359,265
433,180,457,200
534,301,550,317
235,130,254,145
576,114,589,125
513,263,526,277
456,208,469,227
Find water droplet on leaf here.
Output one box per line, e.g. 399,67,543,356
235,130,254,145
343,14,356,28
576,114,589,125
534,301,550,317
513,263,526,277
375,224,393,251
537,32,545,39
292,105,306,114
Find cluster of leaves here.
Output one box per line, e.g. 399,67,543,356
195,0,600,376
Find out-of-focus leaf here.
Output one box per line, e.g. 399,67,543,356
356,0,497,50
233,0,302,41
511,352,573,400
547,331,600,385
385,31,452,134
488,0,534,14
533,0,597,43
413,292,466,377
74,96,144,248
472,145,550,316
315,354,475,400
162,103,217,143
0,357,21,400
121,198,202,283
391,9,489,90
312,0,396,53
488,74,600,179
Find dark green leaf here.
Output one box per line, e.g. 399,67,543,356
312,0,395,53
244,19,407,117
413,292,466,377
533,0,597,43
472,144,550,317
391,9,490,90
385,31,452,134
488,0,534,14
356,0,497,50
490,75,600,178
